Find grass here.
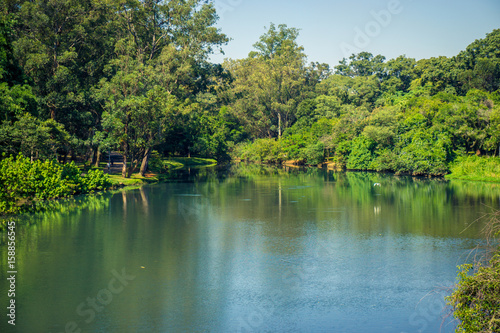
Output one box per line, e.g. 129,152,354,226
108,174,150,186
446,155,500,183
107,156,217,186
165,157,217,167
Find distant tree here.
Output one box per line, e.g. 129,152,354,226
225,23,308,139
335,52,386,77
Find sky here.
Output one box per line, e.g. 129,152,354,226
209,0,500,67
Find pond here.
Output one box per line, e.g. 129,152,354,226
1,165,499,332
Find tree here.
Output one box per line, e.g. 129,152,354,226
225,23,309,139
98,0,228,177
335,52,386,77
317,74,382,110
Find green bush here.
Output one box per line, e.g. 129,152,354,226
300,142,325,165
395,130,451,175
80,168,112,192
234,139,283,164
0,154,111,214
447,212,500,333
447,257,500,332
371,148,398,172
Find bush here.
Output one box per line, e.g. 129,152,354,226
371,148,398,172
395,130,451,175
300,142,325,165
80,168,112,192
447,211,500,332
0,154,111,214
234,139,283,164
447,259,500,333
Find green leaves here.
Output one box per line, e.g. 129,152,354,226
447,258,500,333
0,154,111,214
224,23,308,139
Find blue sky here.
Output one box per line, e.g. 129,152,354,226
209,0,500,66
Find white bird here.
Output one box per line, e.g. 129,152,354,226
373,183,381,186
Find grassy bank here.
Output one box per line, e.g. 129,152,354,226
446,155,500,183
0,156,217,229
107,157,217,186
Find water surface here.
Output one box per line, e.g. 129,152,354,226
1,165,499,332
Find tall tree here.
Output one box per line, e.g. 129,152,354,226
98,0,228,177
10,0,117,160
225,23,308,139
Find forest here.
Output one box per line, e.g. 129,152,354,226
0,1,499,183
1,2,500,331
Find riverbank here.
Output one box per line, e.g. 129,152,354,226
105,157,217,186
0,156,217,230
445,155,500,183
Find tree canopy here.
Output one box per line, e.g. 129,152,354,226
0,0,499,177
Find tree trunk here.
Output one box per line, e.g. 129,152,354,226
94,147,101,168
278,112,282,139
122,153,128,178
127,160,136,178
88,146,97,165
140,147,151,177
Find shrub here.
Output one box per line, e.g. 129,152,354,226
447,211,500,333
447,260,500,333
0,154,111,214
300,142,324,165
395,130,451,175
80,168,112,193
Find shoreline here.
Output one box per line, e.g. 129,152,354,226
0,157,217,231
2,159,499,232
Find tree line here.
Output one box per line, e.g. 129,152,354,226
1,1,499,177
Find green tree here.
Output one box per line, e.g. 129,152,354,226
225,23,308,139
12,0,114,142
335,52,386,77
98,0,228,177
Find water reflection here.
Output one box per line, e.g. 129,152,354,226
0,165,499,332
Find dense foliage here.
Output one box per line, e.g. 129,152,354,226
227,29,500,175
448,260,500,333
0,0,499,178
0,154,111,213
447,212,500,333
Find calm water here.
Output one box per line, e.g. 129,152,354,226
1,165,499,333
